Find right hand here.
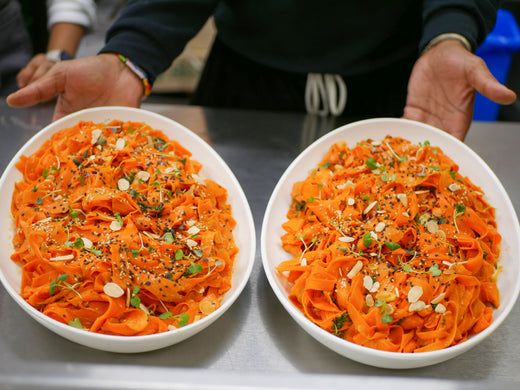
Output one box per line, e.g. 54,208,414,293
6,54,144,121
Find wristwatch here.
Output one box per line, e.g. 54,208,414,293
45,50,74,62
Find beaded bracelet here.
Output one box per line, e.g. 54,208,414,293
117,54,152,97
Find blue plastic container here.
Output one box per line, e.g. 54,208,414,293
474,9,520,121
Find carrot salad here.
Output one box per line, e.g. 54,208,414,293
277,136,501,352
11,120,238,335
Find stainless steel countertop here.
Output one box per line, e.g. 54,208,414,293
0,100,519,389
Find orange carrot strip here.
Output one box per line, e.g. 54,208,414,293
277,136,501,353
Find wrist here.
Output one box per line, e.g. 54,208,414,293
115,54,152,99
421,33,472,56
45,49,74,62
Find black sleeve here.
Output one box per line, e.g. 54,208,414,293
421,0,502,52
99,0,219,83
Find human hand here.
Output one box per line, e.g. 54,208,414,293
403,39,517,140
16,54,58,88
6,54,144,121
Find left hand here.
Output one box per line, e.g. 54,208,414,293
403,39,517,140
16,53,57,88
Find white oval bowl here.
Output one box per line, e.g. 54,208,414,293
261,118,520,369
0,106,255,353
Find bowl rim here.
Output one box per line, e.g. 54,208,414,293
0,106,256,352
261,117,520,368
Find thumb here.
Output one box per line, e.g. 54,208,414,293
6,71,65,107
469,57,517,104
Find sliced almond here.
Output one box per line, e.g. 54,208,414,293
186,238,198,248
117,178,130,191
434,303,447,314
431,292,446,305
409,300,427,312
363,275,374,291
448,183,461,192
135,170,150,183
396,193,408,207
140,303,150,315
82,237,93,249
365,294,374,307
199,301,216,315
115,138,126,150
338,236,355,243
191,173,206,186
435,229,447,240
187,226,200,235
143,231,160,240
425,220,439,234
110,220,122,231
369,281,380,293
49,254,74,262
407,285,424,303
347,198,355,206
103,282,124,298
375,222,386,232
363,201,377,215
347,260,363,279
91,129,103,144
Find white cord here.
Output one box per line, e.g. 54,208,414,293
305,73,347,116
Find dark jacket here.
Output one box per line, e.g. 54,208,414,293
101,0,501,84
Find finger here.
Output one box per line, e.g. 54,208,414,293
16,55,47,88
28,62,55,85
6,71,65,108
468,57,517,104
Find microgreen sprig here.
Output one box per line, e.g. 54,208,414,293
331,312,351,335
375,299,393,324
49,274,81,297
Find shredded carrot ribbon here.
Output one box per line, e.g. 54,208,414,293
277,136,501,352
11,120,238,335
